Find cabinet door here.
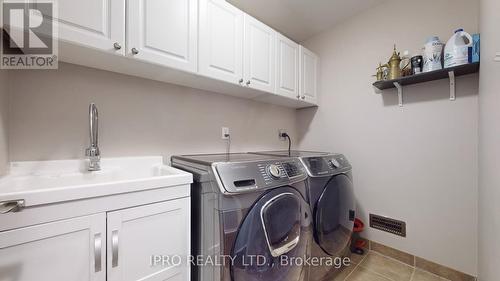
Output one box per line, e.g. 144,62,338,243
0,214,106,281
127,0,198,73
34,0,125,55
276,33,299,99
244,15,276,93
107,198,190,281
299,46,319,104
199,0,244,85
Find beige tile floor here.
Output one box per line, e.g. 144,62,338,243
331,251,451,281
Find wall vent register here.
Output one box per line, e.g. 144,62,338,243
369,214,406,237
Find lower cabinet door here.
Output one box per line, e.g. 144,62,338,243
0,213,106,281
107,198,190,281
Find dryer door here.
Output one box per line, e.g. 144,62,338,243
315,174,355,256
231,187,312,281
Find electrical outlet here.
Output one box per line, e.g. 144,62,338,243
495,52,500,62
222,127,230,140
278,129,287,141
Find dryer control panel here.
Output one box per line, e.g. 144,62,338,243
215,159,307,194
301,154,351,177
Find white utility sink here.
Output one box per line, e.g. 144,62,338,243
0,156,192,207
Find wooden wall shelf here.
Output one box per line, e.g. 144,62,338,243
373,62,479,106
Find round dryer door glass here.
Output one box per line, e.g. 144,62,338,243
315,174,356,256
231,187,312,281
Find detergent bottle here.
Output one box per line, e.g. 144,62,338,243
423,36,444,72
444,29,473,68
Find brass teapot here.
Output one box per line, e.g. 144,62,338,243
383,45,409,80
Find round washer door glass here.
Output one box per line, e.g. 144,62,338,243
315,174,355,256
231,187,312,281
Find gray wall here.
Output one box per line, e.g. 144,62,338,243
0,70,8,175
297,0,479,275
478,0,500,279
7,63,297,162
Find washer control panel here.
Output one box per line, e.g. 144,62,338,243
215,159,307,193
266,164,284,179
301,154,351,177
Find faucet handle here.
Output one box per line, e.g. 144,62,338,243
86,147,100,157
88,158,101,171
86,147,101,171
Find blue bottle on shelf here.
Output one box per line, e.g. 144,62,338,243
469,34,480,63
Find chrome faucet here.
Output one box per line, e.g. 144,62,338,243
85,103,100,171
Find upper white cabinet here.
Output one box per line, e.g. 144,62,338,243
127,0,198,73
276,33,299,99
37,0,125,55
199,0,244,85
299,46,319,104
107,199,190,281
0,213,106,281
243,15,276,93
48,0,319,108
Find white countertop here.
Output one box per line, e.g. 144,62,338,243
0,156,193,207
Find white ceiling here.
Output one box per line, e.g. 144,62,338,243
227,0,386,42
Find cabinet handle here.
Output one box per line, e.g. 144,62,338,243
112,230,119,267
94,233,102,272
246,81,251,86
113,42,122,50
0,200,24,214
238,78,244,85
131,48,139,55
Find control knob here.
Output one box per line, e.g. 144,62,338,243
267,164,283,179
329,159,341,169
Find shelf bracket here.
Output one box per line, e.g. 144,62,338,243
393,82,403,107
448,71,455,101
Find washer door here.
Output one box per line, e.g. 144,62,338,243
231,187,312,281
315,174,355,256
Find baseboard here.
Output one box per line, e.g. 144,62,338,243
364,239,477,281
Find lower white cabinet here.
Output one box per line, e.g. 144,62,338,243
107,198,190,281
0,213,106,281
0,198,190,281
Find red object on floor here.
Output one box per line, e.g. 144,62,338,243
355,239,367,248
353,218,364,232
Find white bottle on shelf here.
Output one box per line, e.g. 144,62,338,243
444,29,473,68
423,36,444,72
